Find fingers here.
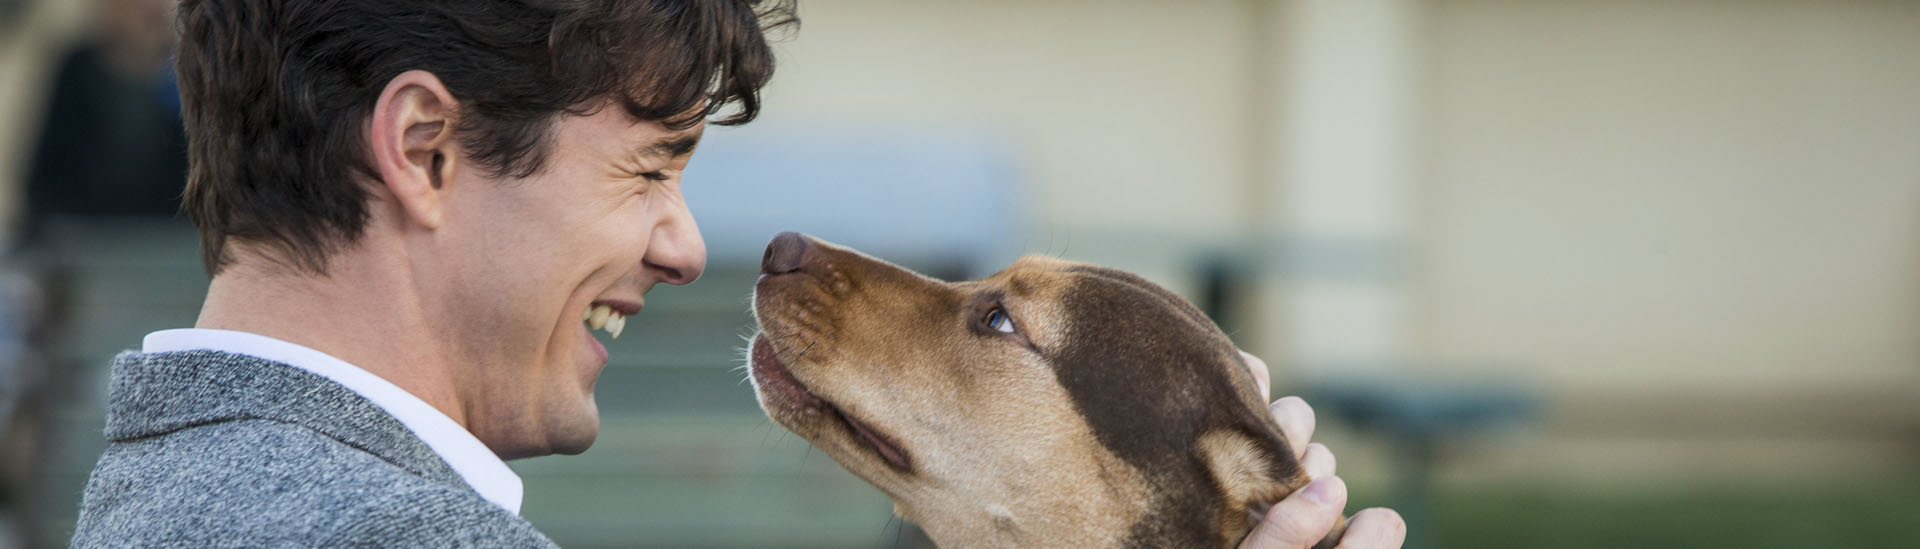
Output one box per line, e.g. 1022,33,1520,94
1249,391,1404,549
1240,351,1271,400
1270,396,1316,459
1335,508,1407,549
1301,442,1336,480
1238,476,1348,549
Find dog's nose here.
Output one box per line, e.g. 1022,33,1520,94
762,231,812,275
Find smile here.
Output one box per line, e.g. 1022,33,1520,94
583,301,640,339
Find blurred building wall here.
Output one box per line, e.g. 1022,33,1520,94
1414,0,1920,485
1420,0,1920,396
748,0,1262,242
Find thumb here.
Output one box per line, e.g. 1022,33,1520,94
1239,476,1347,549
1240,351,1271,400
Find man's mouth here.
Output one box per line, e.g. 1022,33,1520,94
749,335,913,473
583,300,640,339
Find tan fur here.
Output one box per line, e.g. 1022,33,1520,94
1198,430,1312,539
749,236,1332,548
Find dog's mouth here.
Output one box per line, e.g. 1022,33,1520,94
749,335,914,474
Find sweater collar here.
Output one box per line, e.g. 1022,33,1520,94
104,349,472,495
134,329,524,514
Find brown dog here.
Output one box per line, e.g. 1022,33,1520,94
747,232,1344,548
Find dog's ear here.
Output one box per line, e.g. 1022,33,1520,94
1200,428,1351,548
1198,429,1303,506
1197,428,1309,535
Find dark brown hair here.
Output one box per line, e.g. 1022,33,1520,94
176,0,796,274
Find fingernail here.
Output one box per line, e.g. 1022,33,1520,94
1303,477,1344,505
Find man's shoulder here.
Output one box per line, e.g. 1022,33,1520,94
74,419,551,547
89,416,426,491
323,482,554,547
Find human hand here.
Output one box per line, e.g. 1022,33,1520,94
1238,352,1407,549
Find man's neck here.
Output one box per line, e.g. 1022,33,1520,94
195,241,467,428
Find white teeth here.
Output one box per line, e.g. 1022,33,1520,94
585,304,629,339
588,304,612,330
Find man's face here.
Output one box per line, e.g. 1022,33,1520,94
433,104,706,459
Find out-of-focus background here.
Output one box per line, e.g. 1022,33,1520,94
2,0,1916,547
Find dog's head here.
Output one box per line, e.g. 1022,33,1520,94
748,232,1311,548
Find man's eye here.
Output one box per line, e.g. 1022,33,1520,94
638,171,670,181
984,308,1016,334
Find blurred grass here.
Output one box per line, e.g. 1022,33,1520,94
1341,478,1920,549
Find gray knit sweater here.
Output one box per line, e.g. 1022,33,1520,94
72,350,557,547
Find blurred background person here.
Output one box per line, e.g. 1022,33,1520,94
20,0,183,244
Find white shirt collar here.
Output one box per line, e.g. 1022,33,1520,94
142,328,524,514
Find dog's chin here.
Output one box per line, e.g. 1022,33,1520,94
748,334,915,477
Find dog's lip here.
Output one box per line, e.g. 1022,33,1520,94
833,405,913,473
749,335,825,410
749,334,914,474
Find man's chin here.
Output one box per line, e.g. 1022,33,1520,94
548,434,596,456
497,406,599,459
549,406,600,456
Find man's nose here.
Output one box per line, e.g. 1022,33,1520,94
761,231,812,275
644,209,706,286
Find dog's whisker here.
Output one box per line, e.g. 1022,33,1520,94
786,436,809,479
1043,220,1056,257
878,513,901,548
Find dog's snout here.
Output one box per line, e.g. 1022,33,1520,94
762,231,813,275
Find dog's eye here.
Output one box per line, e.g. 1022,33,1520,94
985,308,1017,334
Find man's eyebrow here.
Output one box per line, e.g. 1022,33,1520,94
643,130,704,159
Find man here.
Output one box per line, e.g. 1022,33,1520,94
72,1,1402,547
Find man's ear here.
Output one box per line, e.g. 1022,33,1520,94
368,70,458,230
